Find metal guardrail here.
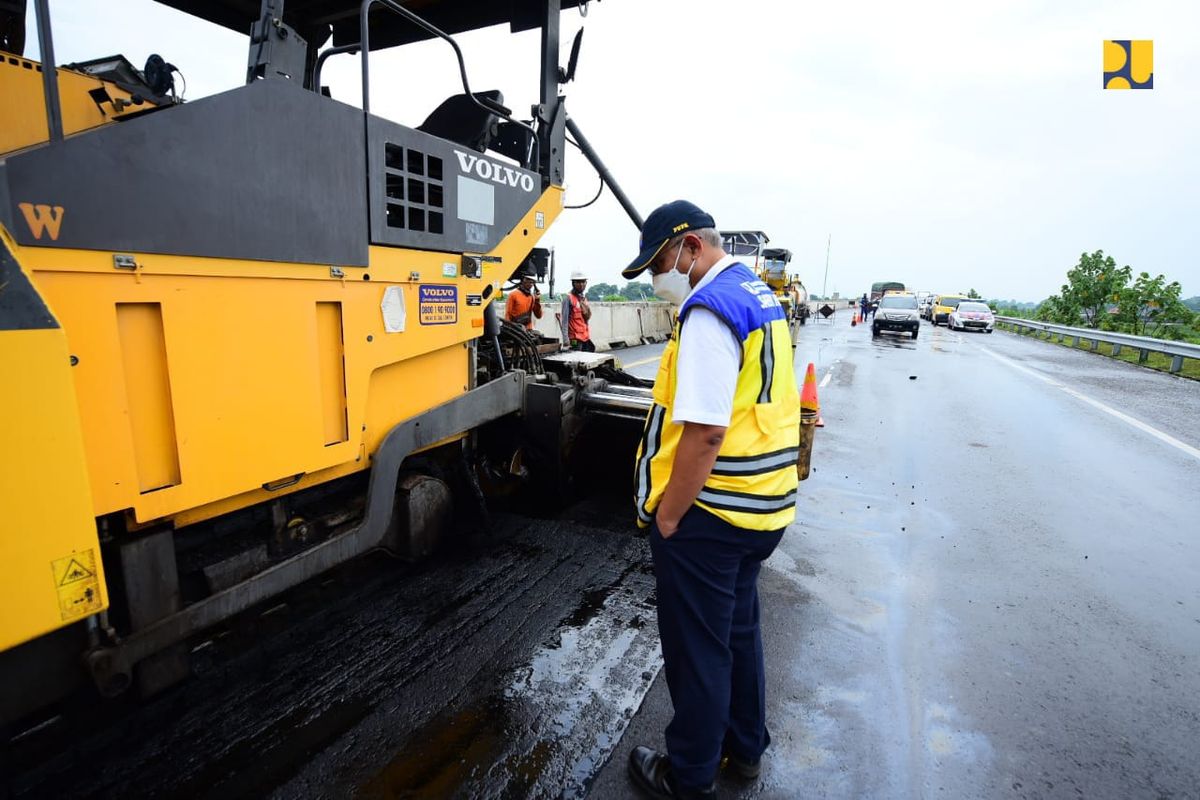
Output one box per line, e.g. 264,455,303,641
994,316,1200,374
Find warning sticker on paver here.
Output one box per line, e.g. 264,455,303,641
52,549,102,621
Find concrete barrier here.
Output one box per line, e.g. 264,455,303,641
533,300,674,351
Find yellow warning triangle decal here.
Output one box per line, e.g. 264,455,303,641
58,558,94,586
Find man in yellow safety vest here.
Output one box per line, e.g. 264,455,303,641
623,200,800,798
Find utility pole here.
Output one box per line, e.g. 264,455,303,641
821,234,831,299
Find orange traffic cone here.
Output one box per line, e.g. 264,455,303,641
801,363,820,421
797,363,821,480
801,362,825,427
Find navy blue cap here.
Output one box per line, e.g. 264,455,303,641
622,200,716,280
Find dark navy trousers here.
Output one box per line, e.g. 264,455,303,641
649,505,785,790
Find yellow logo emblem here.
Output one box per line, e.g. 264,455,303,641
672,222,690,233
1104,40,1153,89
18,202,66,241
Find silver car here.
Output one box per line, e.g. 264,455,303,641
917,294,934,319
948,301,995,333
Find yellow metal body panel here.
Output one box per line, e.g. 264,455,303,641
0,53,140,155
315,302,350,446
116,302,184,492
0,240,108,651
14,188,562,533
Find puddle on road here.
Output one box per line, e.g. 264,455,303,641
870,335,918,351
360,564,661,799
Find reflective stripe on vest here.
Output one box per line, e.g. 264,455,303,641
636,404,666,524
711,445,800,476
631,263,800,531
757,321,774,403
696,485,798,514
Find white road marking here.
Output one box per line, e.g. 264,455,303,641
820,370,833,389
978,346,1200,463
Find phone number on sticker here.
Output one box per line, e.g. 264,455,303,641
419,285,458,325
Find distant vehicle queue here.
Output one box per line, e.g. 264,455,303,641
861,283,996,337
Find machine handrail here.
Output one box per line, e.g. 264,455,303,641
313,42,361,91
358,0,540,170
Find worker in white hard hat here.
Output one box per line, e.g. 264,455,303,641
560,270,594,351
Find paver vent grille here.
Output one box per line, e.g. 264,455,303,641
384,143,444,235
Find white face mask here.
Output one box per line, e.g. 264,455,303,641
652,240,696,305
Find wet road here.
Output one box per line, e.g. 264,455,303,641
6,313,1199,798
6,506,661,799
596,313,1200,798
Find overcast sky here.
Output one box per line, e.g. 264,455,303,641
27,0,1199,301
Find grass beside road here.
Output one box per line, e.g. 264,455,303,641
997,322,1200,381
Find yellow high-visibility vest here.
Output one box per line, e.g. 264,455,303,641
634,264,800,531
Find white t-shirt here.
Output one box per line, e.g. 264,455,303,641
671,255,743,427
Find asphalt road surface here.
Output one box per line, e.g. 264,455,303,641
5,312,1198,799
597,313,1200,799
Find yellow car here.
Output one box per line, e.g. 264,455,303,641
929,294,971,325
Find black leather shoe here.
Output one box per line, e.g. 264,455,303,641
628,746,716,799
720,748,761,780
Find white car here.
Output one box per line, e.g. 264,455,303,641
947,301,995,333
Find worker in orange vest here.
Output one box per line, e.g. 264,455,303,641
560,270,594,351
505,274,543,330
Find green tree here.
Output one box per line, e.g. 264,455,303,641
1117,272,1193,337
603,293,625,302
967,288,981,299
1036,292,1078,324
620,281,655,301
586,282,617,301
1062,250,1130,328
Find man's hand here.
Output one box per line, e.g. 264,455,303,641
655,509,681,538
